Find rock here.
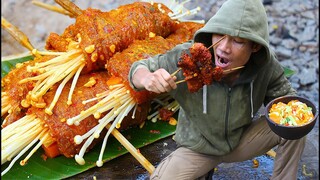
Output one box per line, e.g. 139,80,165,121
299,26,317,42
281,39,298,49
274,46,293,58
298,68,317,85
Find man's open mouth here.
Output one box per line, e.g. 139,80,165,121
215,55,231,68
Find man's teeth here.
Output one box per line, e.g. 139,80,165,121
219,57,227,64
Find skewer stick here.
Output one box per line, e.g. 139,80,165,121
32,0,74,17
175,66,245,85
171,68,182,76
222,66,245,74
106,124,156,174
207,35,227,50
175,79,186,85
54,0,83,17
1,17,40,58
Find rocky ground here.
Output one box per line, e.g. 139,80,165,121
1,0,318,179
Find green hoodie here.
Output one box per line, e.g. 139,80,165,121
128,0,296,155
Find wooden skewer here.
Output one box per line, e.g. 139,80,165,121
171,68,182,77
222,66,245,74
207,35,227,50
54,0,83,17
32,0,75,17
106,124,155,174
1,17,37,54
175,79,186,84
175,66,245,85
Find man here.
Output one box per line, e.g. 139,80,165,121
128,0,306,179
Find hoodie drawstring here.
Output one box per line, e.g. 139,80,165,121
203,85,207,114
250,80,254,118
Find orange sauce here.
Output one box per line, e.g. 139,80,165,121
268,100,314,126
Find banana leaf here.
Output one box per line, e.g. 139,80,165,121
283,67,295,78
1,54,176,179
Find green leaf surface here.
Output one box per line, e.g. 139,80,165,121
1,54,176,179
283,66,295,77
1,55,34,78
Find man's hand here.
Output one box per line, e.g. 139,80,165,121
132,68,177,94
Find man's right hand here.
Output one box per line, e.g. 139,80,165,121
132,68,177,94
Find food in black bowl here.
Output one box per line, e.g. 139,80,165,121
265,95,318,140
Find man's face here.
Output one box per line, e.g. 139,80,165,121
212,34,260,70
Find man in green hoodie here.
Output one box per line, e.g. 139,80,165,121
128,0,306,179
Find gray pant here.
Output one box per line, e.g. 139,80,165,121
150,116,306,180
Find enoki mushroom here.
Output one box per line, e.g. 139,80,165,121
69,84,137,166
1,115,52,176
19,36,85,115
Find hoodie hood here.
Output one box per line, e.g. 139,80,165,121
193,0,271,72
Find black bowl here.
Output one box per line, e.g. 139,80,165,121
265,95,319,140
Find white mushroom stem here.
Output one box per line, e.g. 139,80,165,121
108,84,124,89
18,46,84,107
147,110,160,120
148,100,180,121
1,104,11,117
96,112,125,167
1,91,7,97
75,110,118,165
67,64,85,105
1,94,8,102
82,90,110,105
167,0,191,14
75,95,133,155
32,49,66,56
1,93,12,116
170,7,201,20
144,0,204,24
45,67,78,115
1,114,37,142
131,104,138,119
20,129,50,166
71,83,141,168
67,86,127,125
33,53,84,101
167,101,180,111
2,122,43,163
1,115,48,176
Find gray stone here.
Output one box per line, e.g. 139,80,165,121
299,26,317,42
298,68,317,85
275,46,293,58
281,39,298,49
